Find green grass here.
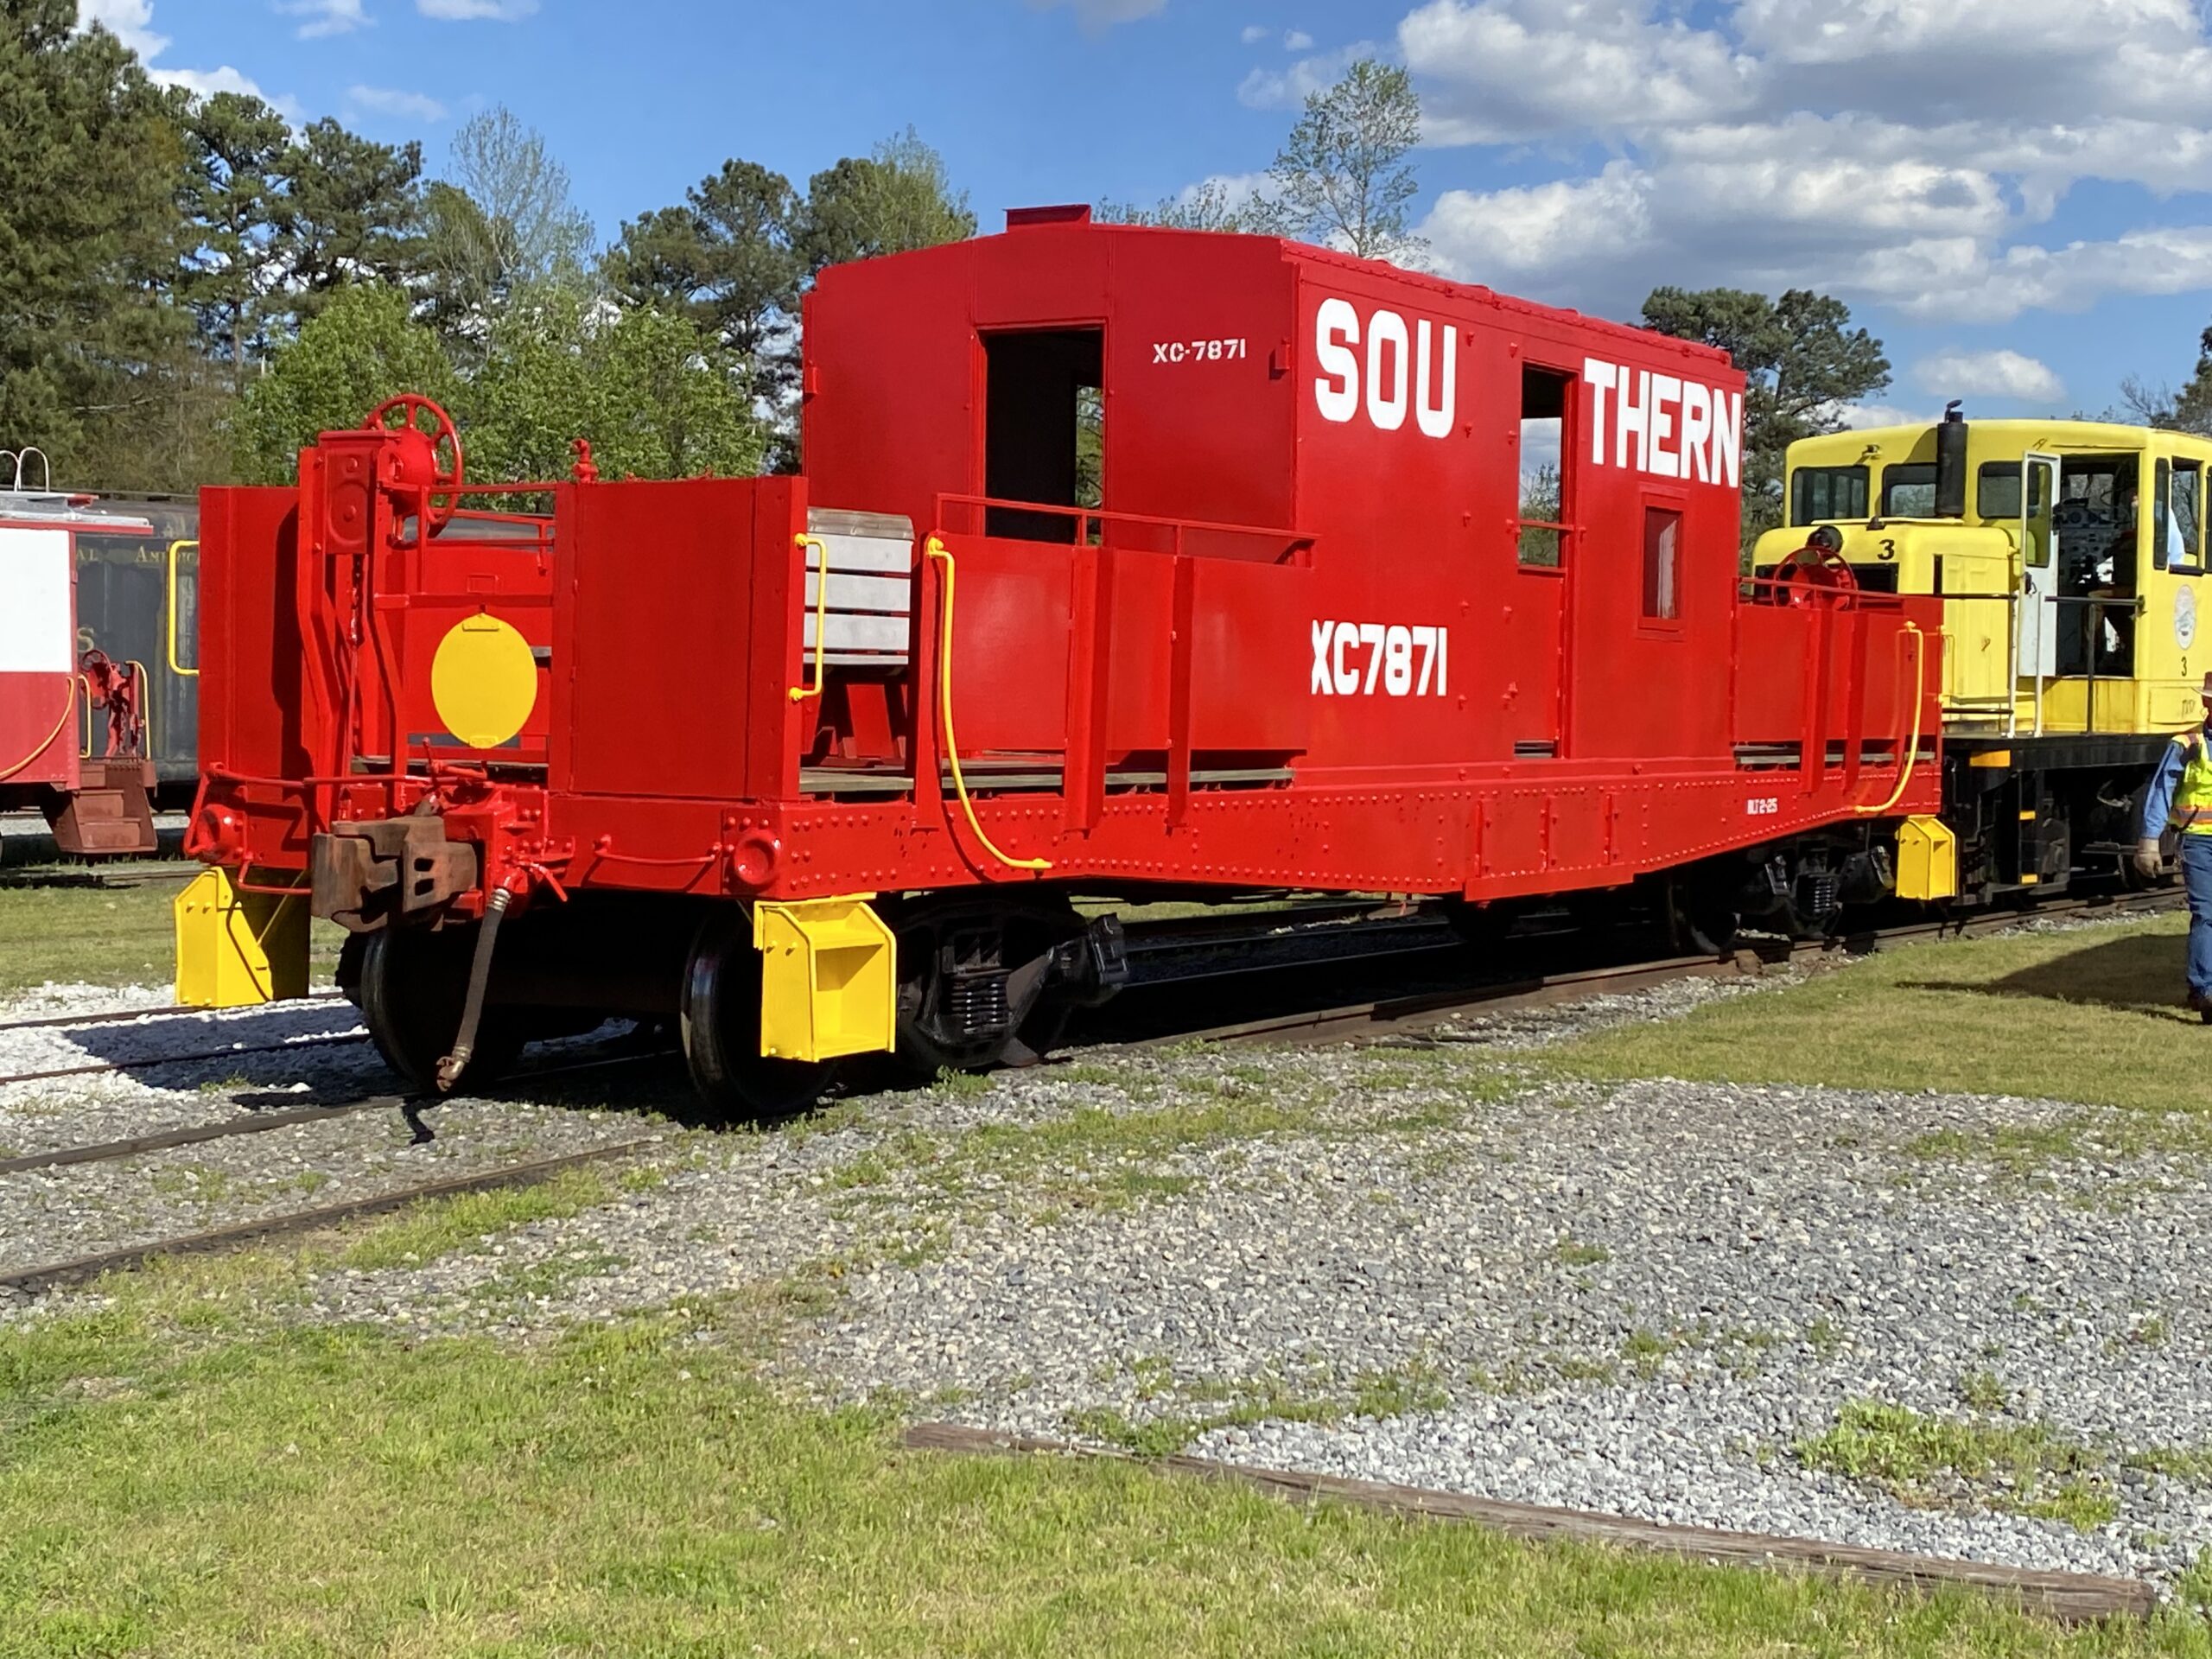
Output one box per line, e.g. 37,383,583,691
3,1268,2209,1656
1796,1402,2120,1531
338,1167,626,1271
1548,916,2201,1149
0,880,346,996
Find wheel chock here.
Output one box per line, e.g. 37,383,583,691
175,866,310,1008
1896,816,1959,902
753,897,897,1061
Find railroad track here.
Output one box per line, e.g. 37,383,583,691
0,1044,678,1296
1174,888,2188,1048
0,988,347,1036
0,1030,369,1090
2,887,2182,1300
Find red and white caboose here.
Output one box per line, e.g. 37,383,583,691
182,211,1944,1107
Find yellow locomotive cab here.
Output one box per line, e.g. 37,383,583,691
1757,412,2207,737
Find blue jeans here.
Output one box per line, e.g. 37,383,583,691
2184,835,2212,999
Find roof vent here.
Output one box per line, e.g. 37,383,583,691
1005,204,1092,231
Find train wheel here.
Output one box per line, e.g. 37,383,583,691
680,907,832,1119
358,926,524,1095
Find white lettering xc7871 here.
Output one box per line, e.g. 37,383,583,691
1311,620,1449,696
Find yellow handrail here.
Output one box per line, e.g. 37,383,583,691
166,540,199,677
1857,621,1927,817
924,535,1051,872
789,533,829,703
128,659,153,763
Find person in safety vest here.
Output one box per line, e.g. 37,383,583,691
2136,671,2212,1020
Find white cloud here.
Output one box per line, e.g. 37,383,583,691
1024,0,1166,26
1284,27,1313,48
75,0,283,107
346,84,448,121
1242,22,1270,41
1391,0,2212,323
1916,349,2066,403
1405,0,1762,143
75,0,165,57
1238,40,1376,106
416,0,540,16
278,0,370,37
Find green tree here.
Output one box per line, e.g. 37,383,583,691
419,107,595,355
1096,178,1267,232
467,286,764,482
0,0,191,484
176,90,294,394
795,128,976,273
279,118,426,322
1265,58,1421,261
604,157,802,407
1641,285,1891,547
234,284,457,481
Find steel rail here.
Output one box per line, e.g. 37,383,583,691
0,988,349,1036
0,1138,663,1296
0,1031,369,1090
1171,890,2187,1049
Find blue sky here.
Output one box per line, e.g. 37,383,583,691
85,0,2212,423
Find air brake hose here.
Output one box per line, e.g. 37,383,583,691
436,886,511,1093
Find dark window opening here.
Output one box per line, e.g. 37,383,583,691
1517,365,1571,567
983,327,1103,543
1641,505,1681,620
1976,462,2022,520
1881,462,1937,517
1790,465,1869,525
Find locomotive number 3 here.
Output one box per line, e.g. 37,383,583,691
1311,620,1449,696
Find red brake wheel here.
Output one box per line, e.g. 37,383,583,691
365,394,465,531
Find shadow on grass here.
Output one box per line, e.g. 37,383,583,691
1901,931,2191,1018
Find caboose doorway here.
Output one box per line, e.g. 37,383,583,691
982,327,1103,543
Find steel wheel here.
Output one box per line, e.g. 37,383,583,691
359,926,524,1095
680,908,833,1119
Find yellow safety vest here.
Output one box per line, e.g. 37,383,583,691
2172,730,2212,833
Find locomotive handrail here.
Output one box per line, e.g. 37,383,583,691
790,534,830,704
166,540,199,677
128,660,152,763
934,493,1314,561
78,673,93,759
923,534,1052,874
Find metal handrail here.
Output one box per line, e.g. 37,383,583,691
166,539,199,677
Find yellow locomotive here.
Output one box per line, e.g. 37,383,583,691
1756,408,2202,897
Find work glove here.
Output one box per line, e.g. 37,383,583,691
2135,837,2165,880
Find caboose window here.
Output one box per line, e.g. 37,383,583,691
982,327,1104,543
1517,365,1573,567
1641,506,1681,620
1880,463,1937,517
1789,465,1868,525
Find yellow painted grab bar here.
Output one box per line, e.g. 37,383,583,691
167,540,199,677
789,533,828,703
1857,621,1928,817
127,659,153,762
925,535,1051,873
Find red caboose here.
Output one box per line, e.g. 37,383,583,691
184,213,1942,1108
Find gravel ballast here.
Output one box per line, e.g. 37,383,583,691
9,931,2210,1593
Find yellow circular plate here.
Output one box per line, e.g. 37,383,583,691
430,613,538,750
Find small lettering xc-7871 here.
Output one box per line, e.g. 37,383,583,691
1311,620,1449,697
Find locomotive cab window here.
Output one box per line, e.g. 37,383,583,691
1517,364,1573,567
982,327,1103,543
1977,462,2022,520
1790,465,1869,525
1641,505,1681,621
2162,458,2202,575
1881,463,1937,517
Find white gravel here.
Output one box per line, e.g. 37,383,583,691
10,922,2209,1593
